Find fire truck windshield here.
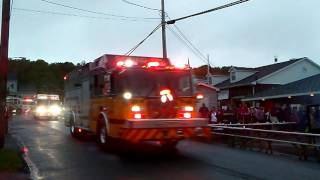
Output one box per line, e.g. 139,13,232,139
115,69,193,97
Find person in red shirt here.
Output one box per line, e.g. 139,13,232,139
199,103,209,118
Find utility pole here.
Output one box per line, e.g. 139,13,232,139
161,0,167,59
0,0,11,149
206,55,212,85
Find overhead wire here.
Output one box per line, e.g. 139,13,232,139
167,26,208,65
12,7,153,22
165,14,209,65
121,0,161,12
39,0,160,20
125,23,162,56
167,0,250,24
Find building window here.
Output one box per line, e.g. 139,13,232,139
231,72,236,81
207,77,212,85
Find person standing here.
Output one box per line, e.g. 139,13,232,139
199,103,209,118
210,107,218,124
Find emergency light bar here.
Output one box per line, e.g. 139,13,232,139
37,94,60,100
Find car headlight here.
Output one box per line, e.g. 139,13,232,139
49,105,62,115
36,106,47,114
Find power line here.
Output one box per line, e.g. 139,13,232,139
173,25,207,61
173,24,214,67
125,24,162,56
13,7,152,22
167,26,208,65
39,0,160,20
167,0,250,24
165,14,208,65
121,0,161,11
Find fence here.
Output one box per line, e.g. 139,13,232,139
210,123,320,160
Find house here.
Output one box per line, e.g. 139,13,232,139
242,73,320,105
215,57,320,109
196,82,219,111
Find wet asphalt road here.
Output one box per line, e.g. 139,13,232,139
8,115,320,180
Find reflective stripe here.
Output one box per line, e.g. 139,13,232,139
144,129,157,140
168,129,177,138
126,130,138,140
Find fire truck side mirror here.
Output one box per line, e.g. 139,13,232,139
74,83,82,87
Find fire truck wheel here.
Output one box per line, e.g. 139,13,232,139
161,141,179,151
70,119,78,138
97,120,109,149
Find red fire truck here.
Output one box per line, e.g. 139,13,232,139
64,54,209,149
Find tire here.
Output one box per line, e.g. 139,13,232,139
162,141,179,151
97,120,110,149
70,118,78,138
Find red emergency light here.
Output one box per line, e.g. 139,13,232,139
147,61,160,67
23,98,33,102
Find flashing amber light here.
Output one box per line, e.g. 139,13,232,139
123,92,132,99
184,106,194,112
134,113,142,119
196,94,204,99
160,89,171,96
167,94,173,101
131,105,141,112
161,95,167,103
183,112,192,119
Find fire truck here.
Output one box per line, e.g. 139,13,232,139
64,54,209,149
34,94,63,120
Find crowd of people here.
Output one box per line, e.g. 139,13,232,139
198,102,315,132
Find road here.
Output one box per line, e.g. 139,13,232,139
8,115,320,180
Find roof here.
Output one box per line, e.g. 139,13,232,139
216,58,303,89
229,66,254,71
197,82,220,91
242,73,320,101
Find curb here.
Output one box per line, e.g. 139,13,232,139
11,134,40,180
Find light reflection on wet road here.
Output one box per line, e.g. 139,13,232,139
9,115,320,180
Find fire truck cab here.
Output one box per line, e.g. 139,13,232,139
64,54,209,148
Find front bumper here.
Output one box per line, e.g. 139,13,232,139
120,118,210,142
124,118,208,128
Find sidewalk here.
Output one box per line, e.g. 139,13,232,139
0,135,30,180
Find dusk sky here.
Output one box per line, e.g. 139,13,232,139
4,0,320,67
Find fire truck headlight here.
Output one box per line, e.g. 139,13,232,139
123,92,132,100
49,105,62,115
36,106,47,114
134,113,142,119
183,112,192,119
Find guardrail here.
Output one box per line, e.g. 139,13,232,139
209,123,320,161
213,122,296,127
